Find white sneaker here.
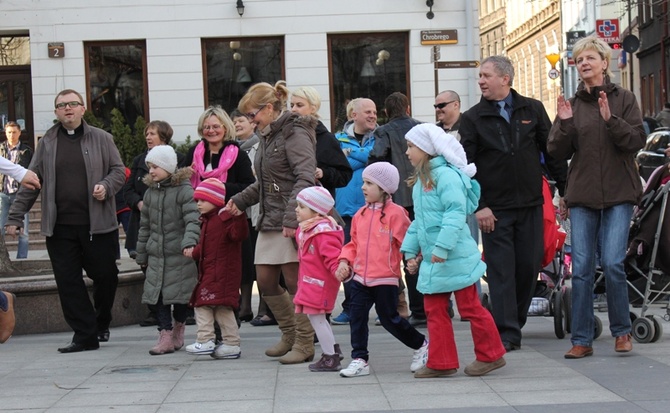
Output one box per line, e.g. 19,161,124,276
210,344,241,359
410,340,429,372
185,340,216,355
339,358,370,377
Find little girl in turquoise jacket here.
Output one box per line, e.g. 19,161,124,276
401,123,506,379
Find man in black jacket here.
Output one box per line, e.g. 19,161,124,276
460,56,567,352
368,92,422,325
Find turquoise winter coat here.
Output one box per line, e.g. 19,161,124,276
401,157,486,294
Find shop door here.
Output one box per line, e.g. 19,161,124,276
0,66,34,148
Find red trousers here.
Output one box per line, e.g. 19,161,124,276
424,284,505,370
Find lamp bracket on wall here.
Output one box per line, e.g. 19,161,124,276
426,0,434,20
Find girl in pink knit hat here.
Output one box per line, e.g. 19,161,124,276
293,186,345,372
335,162,428,378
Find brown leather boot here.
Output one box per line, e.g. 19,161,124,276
263,291,296,357
309,353,342,372
279,311,315,364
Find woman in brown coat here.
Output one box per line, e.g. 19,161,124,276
548,36,646,359
226,80,318,364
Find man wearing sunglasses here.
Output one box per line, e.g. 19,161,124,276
434,90,462,139
5,89,126,353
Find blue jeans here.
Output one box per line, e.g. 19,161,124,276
570,204,633,346
0,192,29,259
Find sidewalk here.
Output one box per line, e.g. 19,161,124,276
2,261,670,412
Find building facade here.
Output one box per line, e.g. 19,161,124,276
0,0,481,145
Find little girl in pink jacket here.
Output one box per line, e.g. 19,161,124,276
294,186,345,372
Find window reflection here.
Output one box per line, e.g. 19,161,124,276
0,36,30,66
85,41,147,129
203,37,284,111
328,32,409,131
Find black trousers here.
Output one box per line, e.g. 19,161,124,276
46,224,119,345
481,206,543,346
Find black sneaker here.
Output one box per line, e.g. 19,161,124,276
408,315,427,326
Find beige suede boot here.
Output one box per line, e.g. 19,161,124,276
149,330,175,355
263,291,296,357
279,311,315,364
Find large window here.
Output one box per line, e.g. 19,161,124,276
0,36,30,66
203,37,284,111
1,35,32,144
84,41,148,129
328,32,410,130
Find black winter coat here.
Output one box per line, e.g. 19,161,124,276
460,89,567,211
315,120,352,197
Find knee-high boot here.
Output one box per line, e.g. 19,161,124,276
279,297,315,364
263,290,296,357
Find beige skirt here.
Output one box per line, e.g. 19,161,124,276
254,230,298,265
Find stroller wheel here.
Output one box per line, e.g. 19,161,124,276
632,317,655,343
645,315,663,343
593,315,603,340
553,289,566,339
562,286,572,334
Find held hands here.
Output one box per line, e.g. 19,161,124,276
406,258,419,275
476,207,497,233
557,95,573,120
335,261,351,282
183,247,194,258
282,227,296,238
20,170,41,190
224,199,242,216
598,90,611,121
92,184,106,201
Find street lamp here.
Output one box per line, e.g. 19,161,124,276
236,0,245,17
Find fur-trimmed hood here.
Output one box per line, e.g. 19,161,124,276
142,167,193,188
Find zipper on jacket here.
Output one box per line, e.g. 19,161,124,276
363,203,376,284
497,123,511,154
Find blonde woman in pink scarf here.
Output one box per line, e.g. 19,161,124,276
182,106,255,199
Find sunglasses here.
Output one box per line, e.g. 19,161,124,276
245,107,264,120
433,100,458,110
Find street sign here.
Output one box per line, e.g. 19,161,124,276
435,60,480,69
596,19,620,43
566,30,586,51
421,30,458,45
548,69,560,79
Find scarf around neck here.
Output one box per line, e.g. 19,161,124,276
189,141,239,188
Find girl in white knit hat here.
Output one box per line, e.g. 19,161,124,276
401,123,506,378
335,162,428,378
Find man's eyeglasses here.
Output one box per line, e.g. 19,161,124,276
433,100,458,110
55,101,84,109
202,124,223,131
245,107,263,120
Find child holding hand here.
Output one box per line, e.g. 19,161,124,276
136,145,200,356
402,123,506,378
335,162,428,378
294,186,345,372
186,178,249,359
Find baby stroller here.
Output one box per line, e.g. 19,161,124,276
624,163,670,343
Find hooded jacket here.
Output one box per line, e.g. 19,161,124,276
232,111,317,231
293,218,344,312
339,199,410,287
401,157,486,294
315,120,353,197
189,209,249,308
547,80,645,209
136,168,200,305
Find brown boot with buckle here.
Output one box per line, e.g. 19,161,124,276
615,334,633,353
564,345,593,359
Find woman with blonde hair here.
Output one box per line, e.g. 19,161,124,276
226,80,319,364
548,36,645,359
290,86,352,198
182,106,254,198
